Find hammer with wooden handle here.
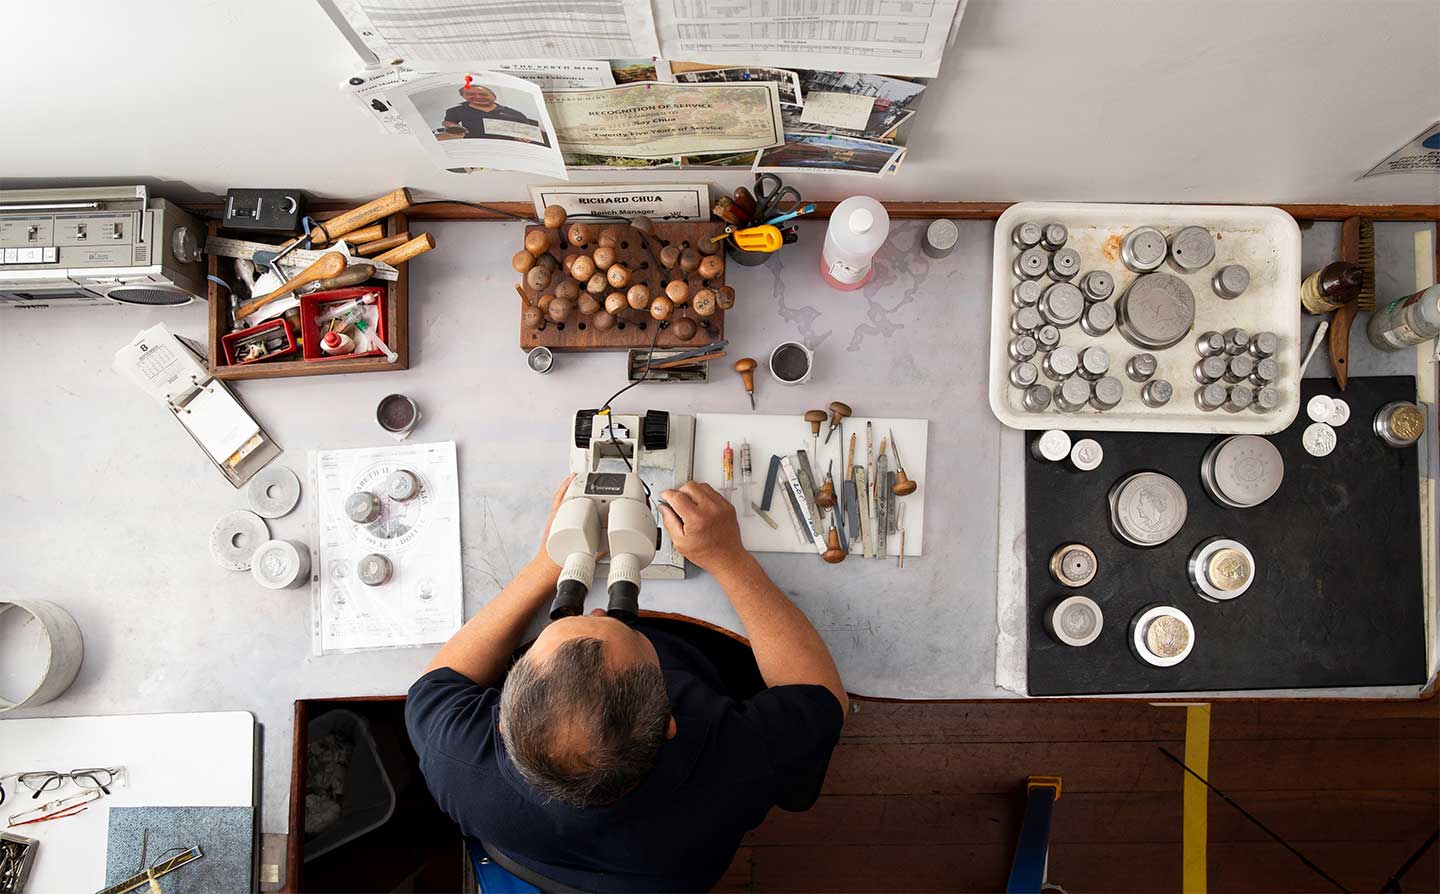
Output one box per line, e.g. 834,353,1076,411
236,252,347,320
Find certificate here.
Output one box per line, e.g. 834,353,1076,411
545,82,784,159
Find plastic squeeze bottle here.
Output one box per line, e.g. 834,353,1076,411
820,196,889,291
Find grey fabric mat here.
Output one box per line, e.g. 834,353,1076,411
105,806,253,894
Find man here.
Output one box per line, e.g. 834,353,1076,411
407,478,847,892
437,84,549,145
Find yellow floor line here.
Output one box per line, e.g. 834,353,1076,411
1183,704,1212,894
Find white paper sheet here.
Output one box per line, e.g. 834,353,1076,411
325,0,661,65
180,384,261,464
529,183,711,220
112,322,207,404
309,441,464,654
799,91,875,129
494,59,617,90
392,71,568,179
654,0,965,78
1363,120,1440,178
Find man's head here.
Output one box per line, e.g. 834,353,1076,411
499,613,673,807
459,85,497,107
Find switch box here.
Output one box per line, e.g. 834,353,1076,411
224,189,306,233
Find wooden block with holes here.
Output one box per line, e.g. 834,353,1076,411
518,220,730,352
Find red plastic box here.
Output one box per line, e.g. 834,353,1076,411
221,317,297,365
300,286,388,363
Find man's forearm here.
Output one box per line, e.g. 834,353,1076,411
714,554,849,713
423,559,559,685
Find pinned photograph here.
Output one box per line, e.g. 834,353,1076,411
791,70,926,138
393,72,566,179
754,131,905,177
675,65,804,107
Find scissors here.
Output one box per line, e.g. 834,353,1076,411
753,174,803,222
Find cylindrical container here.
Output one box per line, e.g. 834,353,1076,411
1141,379,1174,407
1049,248,1081,282
1039,282,1084,327
527,345,555,373
1077,346,1110,381
1226,383,1256,412
1196,331,1226,357
1196,383,1227,411
1168,226,1216,271
1224,354,1255,384
1108,472,1188,547
1120,226,1168,273
1300,261,1364,314
1010,362,1039,389
1080,301,1116,337
1189,538,1256,603
1201,434,1284,508
0,599,84,713
1008,335,1039,362
1014,247,1049,280
1248,331,1279,359
1032,430,1073,462
1022,384,1053,412
1253,385,1281,413
1035,325,1061,351
1090,376,1123,411
1194,356,1227,384
1042,345,1079,380
252,539,311,590
1049,544,1098,587
1012,279,1043,308
821,196,889,290
1012,306,1043,335
357,553,395,587
1212,264,1251,299
1249,357,1279,386
1079,270,1115,303
1055,377,1091,412
1070,438,1103,471
1224,328,1250,355
1367,285,1440,351
385,469,420,502
1118,273,1196,350
1011,221,1043,250
1044,595,1103,647
769,341,814,385
923,219,959,259
1126,353,1157,382
1129,605,1195,667
1374,401,1427,447
345,490,383,524
377,393,421,439
1040,223,1069,252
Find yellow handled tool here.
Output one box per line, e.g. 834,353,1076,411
731,225,782,253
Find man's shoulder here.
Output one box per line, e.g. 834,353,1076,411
406,667,502,766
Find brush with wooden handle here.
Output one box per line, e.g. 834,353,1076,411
373,233,435,267
236,252,347,319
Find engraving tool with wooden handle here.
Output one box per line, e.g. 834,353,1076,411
372,233,435,267
236,252,346,319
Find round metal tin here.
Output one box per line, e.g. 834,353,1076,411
1374,401,1426,447
251,539,311,590
247,465,301,519
1108,472,1188,547
1032,430,1072,462
1202,435,1284,508
1039,282,1084,327
527,345,555,373
1120,226,1168,272
345,490,383,524
210,510,270,572
1070,438,1104,471
1049,544,1099,587
357,553,395,586
923,219,959,258
385,469,420,502
1168,226,1216,271
1212,264,1250,299
1118,273,1196,350
1045,595,1103,647
1129,605,1195,667
1188,537,1256,602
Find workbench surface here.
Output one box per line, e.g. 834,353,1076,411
1,218,1433,836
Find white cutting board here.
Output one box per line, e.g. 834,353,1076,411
0,711,255,893
692,414,927,556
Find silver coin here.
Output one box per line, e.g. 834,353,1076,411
1306,394,1335,423
1302,422,1337,457
1033,430,1072,461
1111,472,1188,546
1046,595,1103,647
1070,438,1103,471
1118,273,1196,350
1328,398,1351,426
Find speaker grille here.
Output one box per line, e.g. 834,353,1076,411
106,285,195,307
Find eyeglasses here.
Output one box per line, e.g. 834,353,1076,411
0,767,124,807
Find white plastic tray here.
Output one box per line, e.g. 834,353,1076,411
988,202,1302,434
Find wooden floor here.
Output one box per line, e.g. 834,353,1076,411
717,698,1440,893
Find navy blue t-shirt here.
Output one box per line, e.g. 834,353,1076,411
406,620,844,892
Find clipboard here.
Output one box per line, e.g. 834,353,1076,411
114,323,280,488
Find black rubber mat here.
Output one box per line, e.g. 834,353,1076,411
1025,375,1427,695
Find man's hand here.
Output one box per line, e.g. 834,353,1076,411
658,482,747,573
531,474,576,577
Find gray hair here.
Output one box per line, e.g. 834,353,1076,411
499,637,670,807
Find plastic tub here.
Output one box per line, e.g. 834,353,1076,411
303,709,400,862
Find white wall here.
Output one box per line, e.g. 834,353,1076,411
4,0,1438,205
